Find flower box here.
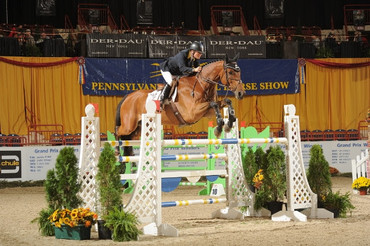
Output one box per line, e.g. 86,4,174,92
54,224,91,240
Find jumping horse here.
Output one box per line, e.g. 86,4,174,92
115,54,244,156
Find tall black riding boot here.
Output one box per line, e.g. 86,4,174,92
160,84,171,110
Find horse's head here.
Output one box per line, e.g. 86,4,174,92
221,53,245,100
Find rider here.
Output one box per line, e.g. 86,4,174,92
159,41,204,109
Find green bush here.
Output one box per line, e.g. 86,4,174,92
321,191,354,218
307,144,332,202
97,142,123,218
104,207,142,242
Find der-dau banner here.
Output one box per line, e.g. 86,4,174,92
82,58,300,96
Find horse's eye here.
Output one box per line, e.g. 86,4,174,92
229,71,233,75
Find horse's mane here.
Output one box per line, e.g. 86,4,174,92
201,59,223,69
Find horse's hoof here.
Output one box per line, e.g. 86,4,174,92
214,129,221,138
224,124,231,133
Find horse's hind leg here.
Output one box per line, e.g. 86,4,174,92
223,98,236,132
210,102,224,138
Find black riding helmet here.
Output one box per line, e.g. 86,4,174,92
189,41,204,53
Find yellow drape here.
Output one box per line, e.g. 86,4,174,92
0,57,369,136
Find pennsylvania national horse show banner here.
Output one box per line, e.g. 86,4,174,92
82,58,299,96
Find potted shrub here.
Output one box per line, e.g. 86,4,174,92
307,144,332,206
32,147,82,236
254,146,286,214
320,191,354,218
352,177,370,195
243,146,265,192
96,142,123,239
104,207,142,242
307,144,355,217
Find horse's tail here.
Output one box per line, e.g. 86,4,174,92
115,95,128,128
115,95,134,157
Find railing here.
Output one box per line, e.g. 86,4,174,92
253,16,262,35
119,14,131,32
27,124,64,145
77,3,118,33
358,120,369,140
210,5,249,35
0,135,28,146
351,149,369,185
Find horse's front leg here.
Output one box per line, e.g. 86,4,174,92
210,101,224,138
223,98,236,132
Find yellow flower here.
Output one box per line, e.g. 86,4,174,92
49,207,97,228
352,177,370,190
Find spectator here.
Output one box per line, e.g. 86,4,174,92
35,32,50,54
325,32,339,57
8,27,18,37
24,29,35,46
312,35,320,49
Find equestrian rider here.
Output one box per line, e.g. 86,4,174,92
159,41,204,109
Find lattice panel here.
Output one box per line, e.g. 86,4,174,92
78,112,100,212
225,119,253,209
285,105,315,211
124,115,161,224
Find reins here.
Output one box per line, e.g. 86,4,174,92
192,60,241,98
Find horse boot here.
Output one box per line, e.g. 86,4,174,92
160,84,172,110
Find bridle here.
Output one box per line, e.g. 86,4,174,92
192,60,242,97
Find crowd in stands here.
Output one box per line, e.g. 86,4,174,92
0,23,369,58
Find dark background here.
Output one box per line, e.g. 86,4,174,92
1,0,369,30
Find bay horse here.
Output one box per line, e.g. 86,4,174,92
115,54,244,156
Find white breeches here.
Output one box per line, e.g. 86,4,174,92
161,70,175,86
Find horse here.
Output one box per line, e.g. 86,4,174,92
115,54,244,156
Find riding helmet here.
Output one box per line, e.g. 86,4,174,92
189,41,204,53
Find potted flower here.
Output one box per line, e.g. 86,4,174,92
352,177,370,195
96,142,123,239
48,208,98,240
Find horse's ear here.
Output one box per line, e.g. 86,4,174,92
225,53,229,62
233,53,240,61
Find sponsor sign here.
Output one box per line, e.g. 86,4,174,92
86,33,147,58
206,35,266,59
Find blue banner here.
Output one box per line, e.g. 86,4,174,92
238,59,299,95
82,58,299,96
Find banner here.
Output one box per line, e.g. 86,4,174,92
36,0,56,16
82,58,299,96
239,59,299,95
206,36,266,59
82,58,163,96
86,33,147,58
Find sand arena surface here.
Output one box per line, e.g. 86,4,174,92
0,176,370,246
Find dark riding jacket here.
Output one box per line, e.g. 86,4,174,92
160,49,199,76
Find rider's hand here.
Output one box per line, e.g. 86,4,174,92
193,66,202,73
